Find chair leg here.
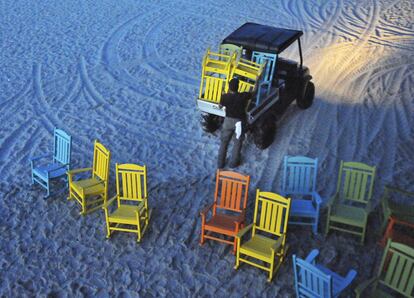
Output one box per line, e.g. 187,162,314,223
106,224,111,239
67,186,73,200
233,237,237,255
199,220,205,246
360,226,366,245
380,218,394,246
45,180,50,199
104,209,111,239
80,196,86,215
325,217,330,236
234,239,240,269
136,214,142,242
312,220,318,235
268,258,275,282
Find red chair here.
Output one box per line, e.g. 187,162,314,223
200,170,250,253
379,186,414,247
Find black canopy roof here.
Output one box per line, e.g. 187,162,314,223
222,22,303,54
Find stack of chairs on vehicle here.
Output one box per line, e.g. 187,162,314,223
198,45,265,106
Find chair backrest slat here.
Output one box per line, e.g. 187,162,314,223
336,161,376,204
116,163,147,203
53,128,72,165
293,254,332,298
201,76,225,103
379,240,414,297
214,170,250,213
92,141,110,181
253,190,291,236
282,156,318,195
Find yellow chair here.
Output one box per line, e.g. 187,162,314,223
103,163,151,242
67,140,110,215
198,48,235,104
229,57,264,93
235,190,291,282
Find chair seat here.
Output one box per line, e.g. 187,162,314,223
330,204,366,226
316,265,352,296
204,213,240,235
290,199,317,217
109,203,144,224
71,177,105,196
239,235,278,261
33,163,66,180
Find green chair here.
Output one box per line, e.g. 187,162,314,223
325,161,376,244
355,239,414,297
219,43,243,60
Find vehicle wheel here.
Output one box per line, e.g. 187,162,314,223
251,116,277,150
297,81,315,109
201,113,223,133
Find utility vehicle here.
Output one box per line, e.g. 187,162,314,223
197,22,314,149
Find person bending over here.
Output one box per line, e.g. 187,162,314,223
217,78,254,168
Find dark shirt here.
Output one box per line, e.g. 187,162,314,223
221,92,252,120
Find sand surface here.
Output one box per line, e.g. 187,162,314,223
0,0,413,296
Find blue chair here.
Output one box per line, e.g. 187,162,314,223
31,128,72,197
252,51,277,105
280,156,322,234
293,249,357,298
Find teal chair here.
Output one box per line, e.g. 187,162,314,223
280,156,322,234
293,249,357,297
252,51,277,104
31,128,72,197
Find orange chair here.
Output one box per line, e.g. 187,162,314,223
200,170,250,253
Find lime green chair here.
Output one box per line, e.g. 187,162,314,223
234,190,291,282
219,43,243,60
355,239,414,297
325,161,376,244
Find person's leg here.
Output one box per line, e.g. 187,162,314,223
217,119,235,168
229,132,244,167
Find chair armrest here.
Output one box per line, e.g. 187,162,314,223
134,201,147,215
271,235,284,252
354,277,377,298
67,167,92,176
200,203,214,217
236,223,253,238
233,210,246,224
102,195,117,209
305,249,319,264
312,192,323,205
364,200,374,215
385,185,414,197
344,269,357,284
30,154,50,162
326,193,339,207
